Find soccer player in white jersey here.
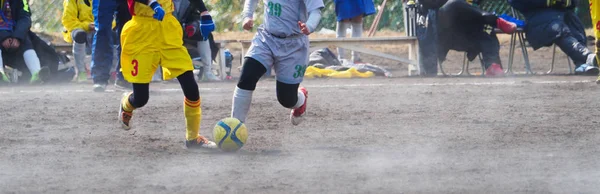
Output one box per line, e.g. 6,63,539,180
231,0,324,125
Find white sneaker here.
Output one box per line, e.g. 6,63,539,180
202,71,221,82
93,83,107,92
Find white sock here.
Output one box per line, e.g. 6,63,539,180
197,40,212,72
336,21,347,60
232,87,253,122
293,90,306,109
0,51,4,74
73,42,87,73
351,22,363,62
23,49,41,74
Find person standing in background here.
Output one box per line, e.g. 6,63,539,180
334,0,375,63
173,0,221,82
90,0,131,92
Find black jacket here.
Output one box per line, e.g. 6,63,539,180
0,0,31,42
509,0,585,49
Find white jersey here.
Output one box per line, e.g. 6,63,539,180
261,0,324,37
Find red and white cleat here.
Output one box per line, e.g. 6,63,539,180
496,18,517,34
290,87,308,126
485,63,505,77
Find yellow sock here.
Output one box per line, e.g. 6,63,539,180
121,93,135,112
184,97,202,141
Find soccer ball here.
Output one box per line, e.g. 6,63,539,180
213,117,248,152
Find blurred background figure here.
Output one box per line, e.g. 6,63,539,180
90,0,131,92
510,0,598,75
61,0,94,82
334,0,376,63
174,0,220,82
0,0,48,83
416,0,516,77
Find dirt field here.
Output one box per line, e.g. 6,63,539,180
2,34,600,193
1,74,600,193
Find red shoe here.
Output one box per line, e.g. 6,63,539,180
485,63,505,77
290,87,308,126
496,18,517,34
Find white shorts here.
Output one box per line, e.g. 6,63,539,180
245,29,309,84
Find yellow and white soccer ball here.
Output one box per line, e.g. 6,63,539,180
213,117,248,152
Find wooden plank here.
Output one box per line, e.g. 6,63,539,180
310,37,417,47
334,45,415,64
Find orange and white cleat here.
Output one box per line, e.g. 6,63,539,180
118,99,133,130
185,135,217,149
291,87,308,126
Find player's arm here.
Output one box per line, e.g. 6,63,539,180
189,0,214,40
242,0,258,19
305,8,322,33
241,0,258,30
62,0,89,32
299,0,324,35
12,0,32,41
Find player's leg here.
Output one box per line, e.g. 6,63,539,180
159,15,215,148
273,37,309,125
117,18,160,130
72,29,89,82
350,15,363,63
278,81,307,126
118,83,149,129
232,57,267,123
336,20,348,61
231,30,274,123
173,71,215,148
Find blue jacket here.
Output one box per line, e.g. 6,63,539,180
509,0,586,50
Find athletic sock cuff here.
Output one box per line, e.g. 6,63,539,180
184,98,201,108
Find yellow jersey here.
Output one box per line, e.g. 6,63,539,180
127,0,174,17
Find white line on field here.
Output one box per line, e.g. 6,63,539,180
0,80,594,94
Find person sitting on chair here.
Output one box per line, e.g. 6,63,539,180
0,0,48,83
510,0,599,75
417,0,517,77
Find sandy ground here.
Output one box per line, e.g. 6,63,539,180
1,75,600,193
1,34,600,193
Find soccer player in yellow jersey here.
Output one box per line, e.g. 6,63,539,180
118,0,216,149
